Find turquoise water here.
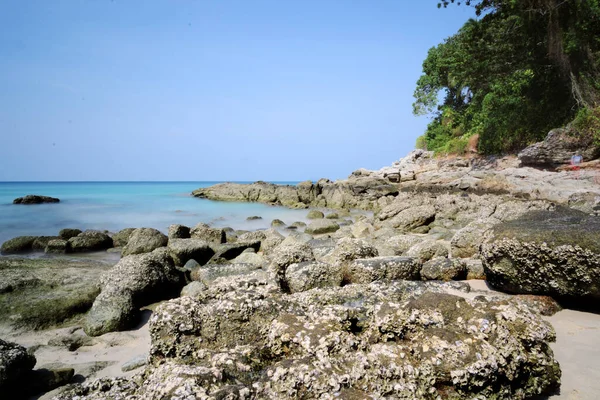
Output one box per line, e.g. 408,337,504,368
0,181,312,245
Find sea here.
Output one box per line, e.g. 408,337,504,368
0,181,314,246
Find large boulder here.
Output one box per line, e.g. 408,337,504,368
58,228,82,240
324,237,379,266
13,195,59,204
518,127,600,168
387,205,436,232
0,236,37,254
421,257,467,281
121,228,168,256
167,238,215,267
32,236,61,251
45,239,70,254
84,248,185,336
68,231,113,253
285,261,342,293
0,339,36,389
481,207,600,306
111,228,136,248
269,238,315,292
190,223,226,244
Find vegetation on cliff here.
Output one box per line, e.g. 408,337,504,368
414,0,600,155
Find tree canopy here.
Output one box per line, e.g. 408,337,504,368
414,0,600,154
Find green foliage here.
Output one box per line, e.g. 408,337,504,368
415,135,427,150
573,106,600,146
418,0,600,155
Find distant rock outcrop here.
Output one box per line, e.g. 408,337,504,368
518,128,600,168
13,195,60,204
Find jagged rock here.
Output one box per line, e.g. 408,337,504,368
0,339,36,389
121,228,168,256
45,239,70,254
168,224,190,239
304,219,340,235
13,195,59,204
84,248,184,336
482,207,600,306
307,210,324,219
111,228,135,248
59,228,82,240
344,256,421,284
518,127,600,168
421,257,467,281
190,223,226,244
167,238,215,267
68,231,113,253
0,236,37,254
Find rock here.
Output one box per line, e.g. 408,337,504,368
168,224,190,239
190,263,264,286
256,229,285,254
387,205,436,232
68,231,113,253
0,236,37,254
304,219,340,235
345,256,421,284
384,235,422,255
306,210,324,219
190,223,225,244
180,281,207,297
13,195,60,204
307,238,336,260
208,241,261,263
232,251,266,266
518,127,600,168
512,295,563,316
121,228,168,256
58,228,82,240
121,355,148,372
421,257,467,281
325,212,339,219
84,248,184,336
26,366,74,394
465,259,486,280
45,239,70,254
48,334,94,351
111,228,136,248
183,259,200,271
324,237,379,266
167,238,215,267
237,230,266,242
269,238,315,292
450,218,497,258
0,339,36,389
482,207,600,306
350,220,374,238
246,216,262,220
291,221,307,228
271,219,286,227
405,239,449,262
286,261,342,293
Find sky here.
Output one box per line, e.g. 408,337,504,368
0,1,476,181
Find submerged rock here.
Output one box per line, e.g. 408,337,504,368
13,194,60,204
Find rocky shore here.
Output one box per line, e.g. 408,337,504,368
2,145,600,399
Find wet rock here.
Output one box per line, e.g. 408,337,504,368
0,339,36,389
345,256,421,284
246,215,262,220
421,257,467,281
111,228,136,248
291,221,307,228
167,238,215,267
271,219,286,227
68,231,113,253
32,236,60,251
0,236,37,254
168,224,190,239
190,223,226,244
45,239,70,254
307,210,324,219
84,248,184,336
326,212,339,219
13,195,60,204
59,228,82,240
121,228,168,256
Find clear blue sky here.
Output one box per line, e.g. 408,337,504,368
0,1,475,181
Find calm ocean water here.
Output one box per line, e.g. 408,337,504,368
0,181,313,245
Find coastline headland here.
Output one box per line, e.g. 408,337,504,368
2,149,600,399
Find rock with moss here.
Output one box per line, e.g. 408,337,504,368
421,257,467,281
190,223,225,244
68,231,113,253
58,228,82,240
44,239,70,254
31,236,60,251
0,236,37,254
84,248,185,336
121,228,168,256
270,219,286,227
482,207,600,306
307,210,324,219
111,228,135,248
304,219,340,235
0,339,36,390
